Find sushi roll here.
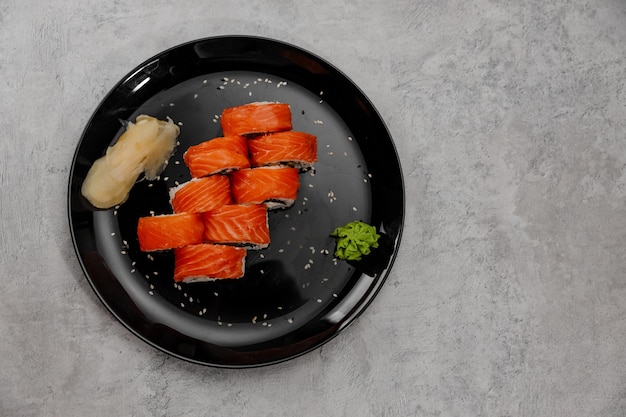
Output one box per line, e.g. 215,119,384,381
221,102,292,137
202,204,270,249
137,212,204,252
248,131,317,169
169,175,232,214
230,166,300,209
183,136,250,178
174,244,246,282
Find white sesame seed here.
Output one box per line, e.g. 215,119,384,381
333,293,338,298
260,253,265,259
353,207,358,211
149,291,154,296
148,183,153,188
120,250,127,255
130,268,136,273
252,316,257,324
169,103,175,107
203,79,208,84
262,322,268,327
249,92,252,96
317,298,323,303
308,184,314,188
163,176,169,181
227,323,233,327
278,249,284,253
175,160,180,165
193,93,198,99
180,303,185,307
213,292,219,296
111,232,116,236
287,317,294,323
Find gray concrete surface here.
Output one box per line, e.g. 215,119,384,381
1,0,626,416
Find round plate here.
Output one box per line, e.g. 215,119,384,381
68,36,404,368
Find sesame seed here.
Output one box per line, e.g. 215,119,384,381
120,250,127,255
130,268,136,273
148,291,154,296
175,160,180,165
353,207,358,211
213,292,219,296
169,103,175,107
262,322,268,327
249,92,252,96
193,93,198,99
278,249,284,253
180,303,185,307
308,184,314,188
218,86,225,90
227,323,233,327
148,183,153,188
333,293,338,298
110,232,116,236
113,210,118,216
287,317,294,323
203,79,208,84
252,316,257,324
314,120,324,125
317,299,323,303
260,253,265,259
263,313,268,319
163,176,169,181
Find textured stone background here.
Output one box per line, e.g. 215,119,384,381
1,0,626,416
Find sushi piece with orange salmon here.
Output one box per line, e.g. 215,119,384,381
137,212,204,252
230,166,300,209
173,244,246,282
169,175,232,214
202,204,270,249
183,135,250,178
221,102,292,136
248,131,317,169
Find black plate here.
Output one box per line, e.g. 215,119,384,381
68,36,404,368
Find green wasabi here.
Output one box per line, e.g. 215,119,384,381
330,220,380,261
